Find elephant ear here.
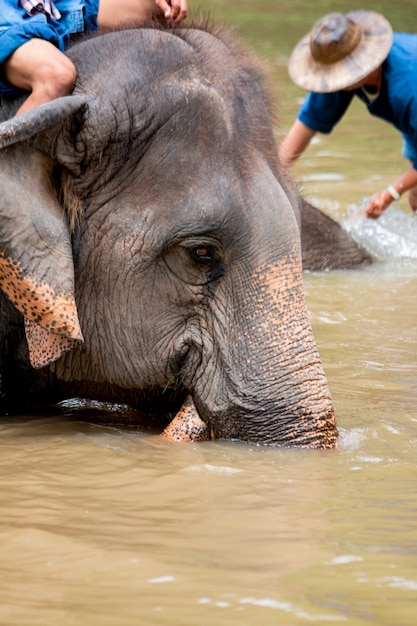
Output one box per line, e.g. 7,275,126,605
0,96,87,369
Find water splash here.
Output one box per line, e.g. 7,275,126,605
342,203,417,259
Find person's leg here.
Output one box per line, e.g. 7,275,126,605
407,185,417,212
3,38,76,115
401,142,417,212
97,0,162,29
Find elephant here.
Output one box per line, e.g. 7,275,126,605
0,21,348,447
300,200,372,271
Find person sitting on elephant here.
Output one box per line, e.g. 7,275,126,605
278,10,417,219
0,0,188,116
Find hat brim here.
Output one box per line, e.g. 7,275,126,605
288,11,393,93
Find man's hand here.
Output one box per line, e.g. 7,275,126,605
155,0,188,25
364,189,394,219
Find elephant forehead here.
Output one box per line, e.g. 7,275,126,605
66,83,238,202
89,79,234,155
48,29,276,199
168,78,234,137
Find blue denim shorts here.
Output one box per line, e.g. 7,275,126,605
402,134,417,166
0,0,99,96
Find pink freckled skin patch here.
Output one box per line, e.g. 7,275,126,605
24,320,83,369
0,253,83,368
162,395,211,442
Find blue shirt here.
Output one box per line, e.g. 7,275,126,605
0,0,98,96
297,33,417,168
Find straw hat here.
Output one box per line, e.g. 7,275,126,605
288,11,393,93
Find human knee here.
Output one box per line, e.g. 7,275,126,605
23,52,78,101
4,39,77,98
38,56,77,98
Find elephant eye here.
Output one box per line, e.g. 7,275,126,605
190,245,215,264
164,239,223,285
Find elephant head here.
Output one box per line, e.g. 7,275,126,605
0,24,337,447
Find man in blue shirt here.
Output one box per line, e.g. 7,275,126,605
279,11,417,218
0,0,188,116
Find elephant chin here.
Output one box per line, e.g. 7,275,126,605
161,395,212,442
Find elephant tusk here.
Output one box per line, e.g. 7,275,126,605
161,395,211,442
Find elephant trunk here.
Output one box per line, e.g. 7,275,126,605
185,247,337,448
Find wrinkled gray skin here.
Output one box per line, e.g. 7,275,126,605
0,24,345,446
300,200,372,271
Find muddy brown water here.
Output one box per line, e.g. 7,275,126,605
1,2,417,624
